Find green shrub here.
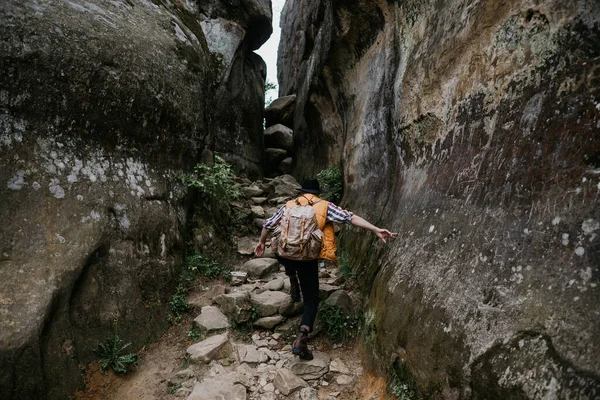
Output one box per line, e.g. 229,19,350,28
94,319,138,374
317,166,343,204
182,155,241,219
185,254,231,282
318,302,362,342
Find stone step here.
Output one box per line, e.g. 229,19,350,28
186,333,232,364
193,306,229,332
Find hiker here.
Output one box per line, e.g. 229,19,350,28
254,178,397,360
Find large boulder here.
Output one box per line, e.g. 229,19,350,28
265,95,296,128
264,124,294,152
0,0,271,397
279,0,600,396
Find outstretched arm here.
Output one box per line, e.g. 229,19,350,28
350,215,397,243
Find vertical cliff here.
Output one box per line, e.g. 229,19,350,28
279,0,600,397
0,0,270,398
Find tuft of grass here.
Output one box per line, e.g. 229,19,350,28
389,361,420,400
168,254,231,324
318,303,362,342
94,319,138,374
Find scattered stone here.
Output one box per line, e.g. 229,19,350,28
243,185,264,197
237,344,269,364
335,375,353,385
251,290,293,316
329,391,341,397
273,368,308,395
194,306,229,332
328,275,345,286
208,363,227,377
265,277,285,291
300,387,319,400
263,206,281,218
235,363,255,388
187,378,246,400
174,387,193,397
324,290,353,315
329,358,350,374
244,258,279,278
251,197,268,204
264,124,294,152
253,338,270,347
215,291,253,324
290,352,330,380
186,334,232,364
168,368,195,388
272,332,282,340
318,284,340,300
237,237,257,255
254,315,284,329
251,205,265,218
276,359,286,369
230,271,248,286
187,284,228,308
262,382,276,392
319,270,331,279
281,300,304,317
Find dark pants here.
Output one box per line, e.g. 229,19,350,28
278,257,320,332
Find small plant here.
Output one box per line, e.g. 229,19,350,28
94,319,138,374
168,285,190,323
338,252,356,280
265,80,277,107
318,303,362,342
185,254,231,281
389,362,419,400
187,323,204,342
317,166,343,204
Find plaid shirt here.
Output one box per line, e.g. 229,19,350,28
262,201,353,230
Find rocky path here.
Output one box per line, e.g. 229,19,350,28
177,259,363,400
78,174,383,400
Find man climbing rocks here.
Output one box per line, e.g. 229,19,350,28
254,178,396,360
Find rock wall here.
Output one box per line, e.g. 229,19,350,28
279,0,600,397
0,0,270,398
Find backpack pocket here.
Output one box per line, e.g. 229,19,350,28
305,229,323,260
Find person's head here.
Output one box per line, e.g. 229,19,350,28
298,178,323,195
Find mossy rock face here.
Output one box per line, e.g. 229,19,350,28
281,0,600,397
0,0,271,398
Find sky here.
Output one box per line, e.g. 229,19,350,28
256,0,286,100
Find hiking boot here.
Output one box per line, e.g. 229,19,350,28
292,326,313,360
289,274,301,302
